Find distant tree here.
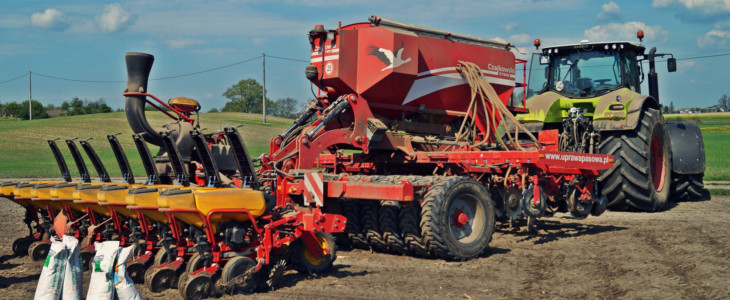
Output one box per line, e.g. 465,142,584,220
222,79,268,113
669,101,675,113
271,98,299,118
719,94,729,112
68,97,85,115
207,107,220,113
3,100,48,120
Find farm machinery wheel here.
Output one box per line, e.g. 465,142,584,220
219,256,258,295
566,187,592,219
671,173,705,201
145,267,177,292
521,184,547,218
12,237,33,257
186,252,207,274
28,241,50,261
380,201,406,254
180,272,213,300
341,200,368,249
127,260,149,284
291,231,336,274
153,246,174,266
256,258,286,292
598,107,671,212
420,177,495,260
80,249,95,271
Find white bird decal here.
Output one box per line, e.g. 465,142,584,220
367,41,412,72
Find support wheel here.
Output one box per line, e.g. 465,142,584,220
81,250,95,271
145,267,177,293
399,204,428,257
186,253,207,274
220,256,258,295
671,173,705,201
342,200,368,249
28,241,50,261
361,201,386,251
127,261,148,284
12,238,33,257
379,201,406,254
291,231,336,274
180,272,212,300
420,177,495,260
567,187,592,219
598,107,671,211
153,247,174,266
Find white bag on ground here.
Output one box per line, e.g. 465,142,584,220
33,238,68,300
61,235,82,300
114,245,142,300
86,241,120,300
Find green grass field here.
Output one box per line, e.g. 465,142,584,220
1,111,728,181
0,111,291,178
665,113,730,181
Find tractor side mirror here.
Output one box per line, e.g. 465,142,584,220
667,58,677,72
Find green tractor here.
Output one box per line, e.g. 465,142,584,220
517,31,705,212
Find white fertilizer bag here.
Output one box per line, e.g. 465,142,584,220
61,235,83,300
113,245,142,300
86,241,120,300
33,238,68,300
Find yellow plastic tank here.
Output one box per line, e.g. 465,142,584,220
50,182,87,214
1,181,20,197
97,184,137,219
126,186,168,223
31,183,65,212
12,182,40,208
72,184,113,216
158,187,266,231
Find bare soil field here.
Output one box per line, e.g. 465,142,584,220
1,194,728,299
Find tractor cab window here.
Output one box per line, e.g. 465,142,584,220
549,50,624,98
624,51,641,93
526,53,549,98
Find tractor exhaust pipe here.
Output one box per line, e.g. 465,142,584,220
125,52,164,146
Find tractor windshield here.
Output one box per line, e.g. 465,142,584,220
548,50,624,98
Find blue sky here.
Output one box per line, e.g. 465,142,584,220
1,0,729,111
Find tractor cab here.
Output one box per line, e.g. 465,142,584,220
528,41,645,99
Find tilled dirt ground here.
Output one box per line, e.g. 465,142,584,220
1,194,728,299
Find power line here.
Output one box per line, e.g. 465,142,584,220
267,55,309,63
0,73,29,85
151,55,262,80
33,72,125,83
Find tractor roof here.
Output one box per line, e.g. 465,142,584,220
542,41,645,55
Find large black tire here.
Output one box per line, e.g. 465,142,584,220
379,201,406,254
361,201,387,251
290,231,336,274
671,173,705,201
393,176,432,257
420,177,495,260
598,107,672,212
342,200,368,249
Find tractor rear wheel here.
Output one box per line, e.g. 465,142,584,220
671,173,705,201
420,177,495,260
598,107,671,212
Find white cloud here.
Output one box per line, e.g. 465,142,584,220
190,48,237,56
652,0,730,22
697,29,730,48
584,22,668,43
598,1,622,20
30,8,71,31
96,3,134,33
508,33,532,45
252,38,267,46
165,39,205,49
501,22,518,31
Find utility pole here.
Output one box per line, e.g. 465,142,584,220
262,53,267,124
28,71,32,120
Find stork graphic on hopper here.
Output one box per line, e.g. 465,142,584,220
367,41,412,71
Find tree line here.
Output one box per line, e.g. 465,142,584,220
0,98,117,120
216,78,300,118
